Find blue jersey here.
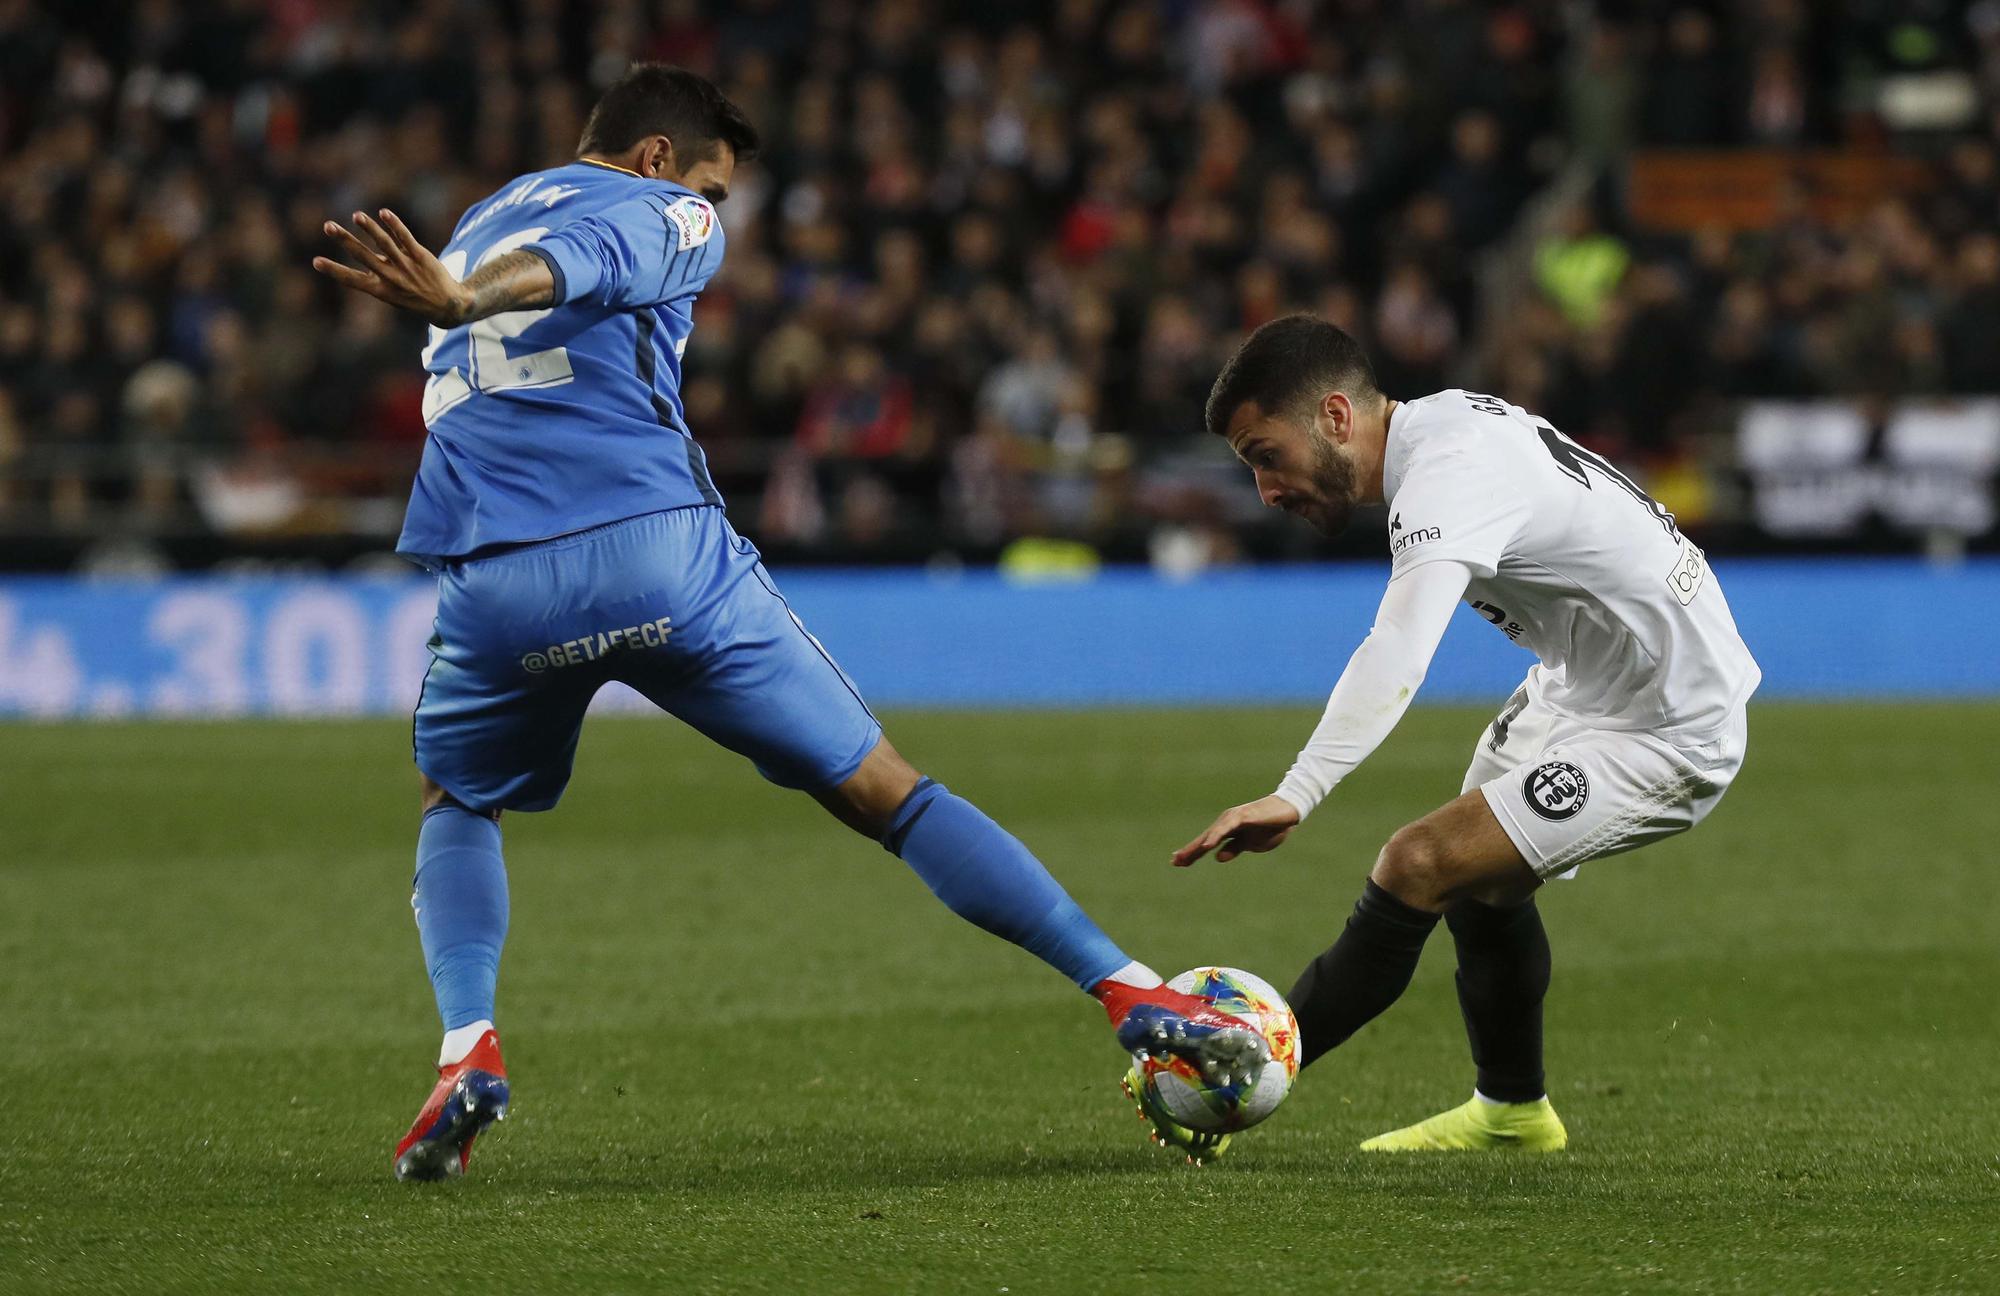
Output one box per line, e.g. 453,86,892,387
397,160,727,567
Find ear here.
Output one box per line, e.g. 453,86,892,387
637,135,676,179
1323,390,1356,444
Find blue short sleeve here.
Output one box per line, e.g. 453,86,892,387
528,190,725,310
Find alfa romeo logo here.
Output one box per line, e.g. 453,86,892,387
1522,760,1588,821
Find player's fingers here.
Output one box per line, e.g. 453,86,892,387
1171,829,1219,867
1193,814,1244,864
310,256,378,292
356,213,414,274
1216,819,1259,862
323,220,385,265
378,208,429,261
352,212,407,267
1176,806,1250,866
1222,820,1289,862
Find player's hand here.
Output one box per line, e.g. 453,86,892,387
312,208,475,328
1171,795,1301,867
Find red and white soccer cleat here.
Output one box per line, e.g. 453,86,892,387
393,1029,510,1182
1094,981,1272,1088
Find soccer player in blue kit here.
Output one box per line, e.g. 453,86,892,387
313,65,1265,1181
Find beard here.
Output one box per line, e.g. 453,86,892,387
1297,425,1359,536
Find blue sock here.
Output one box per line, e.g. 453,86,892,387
412,805,508,1031
882,778,1129,990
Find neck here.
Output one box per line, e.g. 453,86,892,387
1360,398,1397,504
577,152,646,178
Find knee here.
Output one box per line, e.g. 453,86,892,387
837,786,906,840
818,742,924,839
419,774,497,821
1372,822,1452,909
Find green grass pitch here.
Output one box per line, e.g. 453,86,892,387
3,704,1997,1294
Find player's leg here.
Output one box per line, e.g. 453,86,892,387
622,505,1143,992
810,736,1138,992
623,509,1270,1094
814,733,1271,1164
396,774,513,1182
1278,791,1567,1153
1355,713,1748,1152
412,775,507,1069
394,544,607,1181
1446,680,1557,1111
1445,896,1551,1105
824,738,1272,1163
1288,789,1538,1072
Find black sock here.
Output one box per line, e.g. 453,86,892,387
1447,897,1551,1103
1289,879,1442,1069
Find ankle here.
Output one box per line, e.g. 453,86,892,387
1473,1088,1546,1107
439,1019,495,1067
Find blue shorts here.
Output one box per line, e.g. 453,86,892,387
414,506,882,813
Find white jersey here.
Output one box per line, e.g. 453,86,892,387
1382,389,1760,738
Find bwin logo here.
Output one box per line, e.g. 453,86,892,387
1390,515,1443,554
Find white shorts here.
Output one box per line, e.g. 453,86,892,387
1463,672,1748,880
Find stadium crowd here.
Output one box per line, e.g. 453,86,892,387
1,0,1996,565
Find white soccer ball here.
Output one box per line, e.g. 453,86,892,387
1137,966,1300,1134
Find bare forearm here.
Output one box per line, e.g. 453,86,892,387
449,251,557,325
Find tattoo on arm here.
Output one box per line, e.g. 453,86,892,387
454,250,557,324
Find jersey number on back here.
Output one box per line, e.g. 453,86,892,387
421,227,575,426
1465,395,1679,539
1466,394,1699,604
1532,421,1679,539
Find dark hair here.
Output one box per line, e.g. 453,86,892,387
1204,314,1380,438
578,63,760,165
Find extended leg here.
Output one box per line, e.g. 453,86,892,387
820,738,1271,1163
816,739,1137,991
1288,789,1535,1069
640,533,1270,1158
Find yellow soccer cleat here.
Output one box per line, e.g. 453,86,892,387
1359,1094,1568,1152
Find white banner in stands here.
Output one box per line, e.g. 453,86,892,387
1739,399,2000,537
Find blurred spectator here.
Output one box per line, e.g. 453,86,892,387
1432,111,1518,251
796,342,917,463
1372,264,1460,397
1536,204,1632,332
1943,233,2000,392
1642,8,1736,146
1566,21,1639,166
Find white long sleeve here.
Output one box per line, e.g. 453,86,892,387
1271,560,1473,820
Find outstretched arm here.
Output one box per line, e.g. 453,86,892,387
1172,559,1473,867
312,209,555,328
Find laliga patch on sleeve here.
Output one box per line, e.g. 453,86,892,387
664,195,715,251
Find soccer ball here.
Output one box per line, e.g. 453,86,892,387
1136,967,1300,1134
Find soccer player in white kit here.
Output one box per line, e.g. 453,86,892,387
1170,315,1759,1154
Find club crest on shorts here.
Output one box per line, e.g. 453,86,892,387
1522,760,1588,821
